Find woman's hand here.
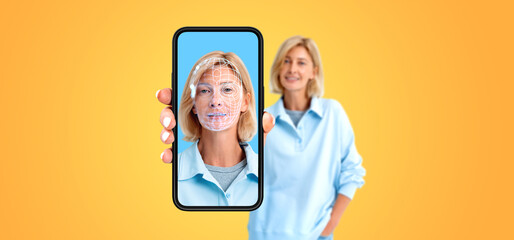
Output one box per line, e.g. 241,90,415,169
320,194,351,237
156,88,274,163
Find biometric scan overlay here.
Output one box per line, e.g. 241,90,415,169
190,57,244,132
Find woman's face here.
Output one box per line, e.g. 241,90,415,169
192,65,245,132
279,46,316,94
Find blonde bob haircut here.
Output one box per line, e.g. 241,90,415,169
178,51,257,142
269,35,324,97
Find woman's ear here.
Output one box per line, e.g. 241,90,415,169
241,92,250,113
192,105,197,114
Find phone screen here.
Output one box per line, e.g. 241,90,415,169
172,27,263,210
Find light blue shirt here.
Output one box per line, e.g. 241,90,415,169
248,97,366,240
177,141,259,206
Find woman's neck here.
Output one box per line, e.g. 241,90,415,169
197,127,244,167
283,89,311,111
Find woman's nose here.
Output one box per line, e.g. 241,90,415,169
209,91,222,108
288,62,298,73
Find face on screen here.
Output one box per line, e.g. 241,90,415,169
192,64,243,132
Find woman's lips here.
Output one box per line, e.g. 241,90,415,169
207,112,227,117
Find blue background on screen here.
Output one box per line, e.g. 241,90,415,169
177,31,259,153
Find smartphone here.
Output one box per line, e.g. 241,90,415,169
171,27,263,211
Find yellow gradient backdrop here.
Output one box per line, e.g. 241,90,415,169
1,0,513,239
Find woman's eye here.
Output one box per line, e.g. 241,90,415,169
223,88,233,93
284,59,290,64
200,89,210,94
299,61,306,65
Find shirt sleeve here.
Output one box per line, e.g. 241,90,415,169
335,101,366,200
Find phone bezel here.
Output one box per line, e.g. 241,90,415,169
172,27,264,211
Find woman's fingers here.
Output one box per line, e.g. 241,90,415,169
156,88,172,105
160,107,176,130
157,88,174,163
262,111,275,146
161,148,173,163
161,128,175,144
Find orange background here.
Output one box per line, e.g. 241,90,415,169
1,0,513,239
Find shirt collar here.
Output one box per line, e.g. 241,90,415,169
270,96,324,121
309,97,324,117
178,141,258,181
241,142,258,179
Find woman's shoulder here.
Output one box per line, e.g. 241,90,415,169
317,97,347,116
178,141,199,160
264,97,283,116
319,97,342,108
316,98,355,132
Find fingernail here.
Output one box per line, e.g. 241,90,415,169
161,132,170,142
272,116,275,126
156,89,160,98
160,152,164,160
163,117,171,128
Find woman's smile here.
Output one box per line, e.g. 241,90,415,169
284,76,300,82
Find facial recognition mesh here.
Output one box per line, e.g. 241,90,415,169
190,58,243,132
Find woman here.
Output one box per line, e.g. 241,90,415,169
156,36,365,237
163,51,258,206
246,36,366,240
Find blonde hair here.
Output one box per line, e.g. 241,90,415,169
178,51,257,142
269,35,324,97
